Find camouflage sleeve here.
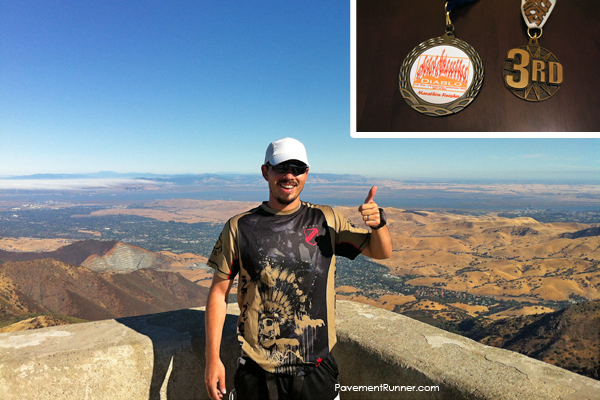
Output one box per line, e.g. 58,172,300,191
207,219,240,280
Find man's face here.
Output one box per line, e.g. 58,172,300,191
261,161,309,211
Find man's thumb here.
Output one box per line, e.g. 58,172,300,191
364,186,377,203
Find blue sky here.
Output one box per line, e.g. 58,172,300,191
1,1,598,182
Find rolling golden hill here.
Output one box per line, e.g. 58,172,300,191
336,207,599,313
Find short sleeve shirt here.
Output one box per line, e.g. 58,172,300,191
208,201,370,375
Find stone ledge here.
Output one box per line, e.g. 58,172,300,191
0,301,598,400
334,301,600,400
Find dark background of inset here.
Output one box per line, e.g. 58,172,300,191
356,0,600,131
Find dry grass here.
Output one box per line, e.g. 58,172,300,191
335,206,600,304
88,199,261,223
0,237,74,252
488,305,556,320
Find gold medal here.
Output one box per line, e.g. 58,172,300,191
399,2,484,117
502,0,563,101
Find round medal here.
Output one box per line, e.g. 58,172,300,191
399,31,484,116
502,41,562,101
501,0,563,102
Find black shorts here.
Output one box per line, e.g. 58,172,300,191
233,353,340,400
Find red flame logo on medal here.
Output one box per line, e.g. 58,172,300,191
413,50,470,93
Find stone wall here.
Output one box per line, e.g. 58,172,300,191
0,301,598,399
334,301,600,400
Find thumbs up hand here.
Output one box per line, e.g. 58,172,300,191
357,186,392,259
358,186,380,228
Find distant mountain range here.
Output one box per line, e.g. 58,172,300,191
3,171,159,180
5,171,599,185
3,171,371,185
3,171,599,214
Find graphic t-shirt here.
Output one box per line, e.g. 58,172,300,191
208,201,370,375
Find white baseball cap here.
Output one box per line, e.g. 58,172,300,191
264,137,310,167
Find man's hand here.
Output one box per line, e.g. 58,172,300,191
205,357,227,400
205,274,233,399
358,186,381,228
359,186,393,259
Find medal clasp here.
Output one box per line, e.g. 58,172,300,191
445,2,454,34
527,28,542,46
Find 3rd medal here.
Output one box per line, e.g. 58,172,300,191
502,0,563,101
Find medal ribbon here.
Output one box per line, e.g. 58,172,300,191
446,0,478,12
521,0,556,29
445,0,478,31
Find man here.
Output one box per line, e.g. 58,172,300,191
205,137,392,400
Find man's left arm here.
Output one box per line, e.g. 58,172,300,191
358,186,392,259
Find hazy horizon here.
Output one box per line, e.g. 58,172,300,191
1,170,600,185
1,172,598,213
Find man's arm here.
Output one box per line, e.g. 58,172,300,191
205,273,234,400
358,186,393,259
361,225,392,259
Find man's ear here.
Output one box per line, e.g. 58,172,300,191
261,164,269,181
